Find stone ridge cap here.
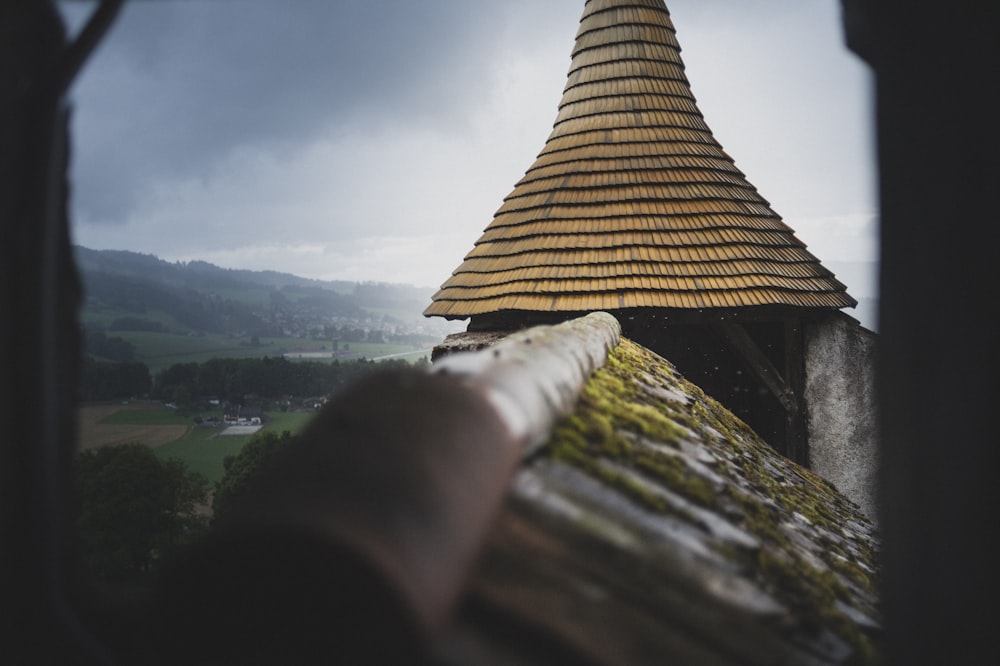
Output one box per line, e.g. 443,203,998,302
431,312,622,454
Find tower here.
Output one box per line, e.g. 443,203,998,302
425,0,858,461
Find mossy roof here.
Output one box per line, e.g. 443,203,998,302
425,0,856,320
436,336,881,665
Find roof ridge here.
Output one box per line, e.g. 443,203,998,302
432,312,622,454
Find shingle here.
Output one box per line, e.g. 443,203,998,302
425,0,855,320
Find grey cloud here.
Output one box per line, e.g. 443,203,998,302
62,0,504,223
59,0,875,304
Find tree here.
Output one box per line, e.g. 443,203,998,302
74,443,209,583
84,329,138,362
212,430,295,519
79,357,152,401
171,384,192,408
152,361,198,401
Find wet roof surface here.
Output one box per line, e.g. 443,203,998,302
435,337,880,665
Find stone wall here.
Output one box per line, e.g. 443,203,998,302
804,311,879,524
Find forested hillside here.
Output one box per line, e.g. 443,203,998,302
75,245,451,334
74,246,463,372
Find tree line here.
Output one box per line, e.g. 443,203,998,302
80,354,425,405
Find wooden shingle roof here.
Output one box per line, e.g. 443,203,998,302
425,0,856,320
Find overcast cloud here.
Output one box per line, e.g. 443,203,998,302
59,0,877,325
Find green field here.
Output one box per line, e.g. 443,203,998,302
101,408,193,426
154,410,317,484
155,433,249,485
80,307,180,331
108,331,290,373
99,329,427,374
82,404,319,485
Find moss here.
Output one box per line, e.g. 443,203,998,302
545,343,717,516
756,546,880,662
537,338,881,663
633,452,717,506
544,339,769,515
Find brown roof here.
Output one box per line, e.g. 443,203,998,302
425,0,856,319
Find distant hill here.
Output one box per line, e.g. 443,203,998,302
74,246,463,342
73,247,877,368
74,246,357,294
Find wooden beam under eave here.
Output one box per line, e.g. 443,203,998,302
711,321,807,464
782,318,807,466
711,323,796,412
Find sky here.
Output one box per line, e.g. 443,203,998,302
58,0,878,327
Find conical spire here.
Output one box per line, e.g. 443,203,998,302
425,0,855,319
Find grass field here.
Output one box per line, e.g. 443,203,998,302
101,329,427,374
80,307,180,332
109,331,292,374
100,408,192,425
77,403,319,485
